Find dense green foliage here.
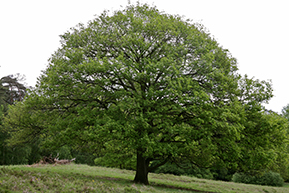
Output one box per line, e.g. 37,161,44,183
2,3,289,185
232,171,284,187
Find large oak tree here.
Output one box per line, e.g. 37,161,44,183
4,4,282,184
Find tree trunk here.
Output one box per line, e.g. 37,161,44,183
133,149,150,185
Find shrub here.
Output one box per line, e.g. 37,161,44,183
211,167,235,181
153,162,185,176
258,171,284,187
153,162,214,179
232,171,284,187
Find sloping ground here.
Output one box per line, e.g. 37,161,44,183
0,164,288,193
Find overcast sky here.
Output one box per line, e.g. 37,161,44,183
0,0,288,112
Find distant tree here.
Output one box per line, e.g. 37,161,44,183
239,110,288,170
3,3,282,184
0,74,27,106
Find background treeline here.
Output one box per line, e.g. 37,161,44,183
0,75,95,166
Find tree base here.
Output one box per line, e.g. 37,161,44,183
133,175,149,185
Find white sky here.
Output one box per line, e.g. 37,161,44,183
0,0,288,113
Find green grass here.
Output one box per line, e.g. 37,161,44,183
0,164,288,193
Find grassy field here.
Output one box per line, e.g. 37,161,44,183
0,164,288,193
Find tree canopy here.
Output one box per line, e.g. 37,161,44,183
4,3,286,184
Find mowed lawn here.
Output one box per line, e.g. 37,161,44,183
0,164,288,193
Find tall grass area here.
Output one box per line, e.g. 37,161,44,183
0,164,288,193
